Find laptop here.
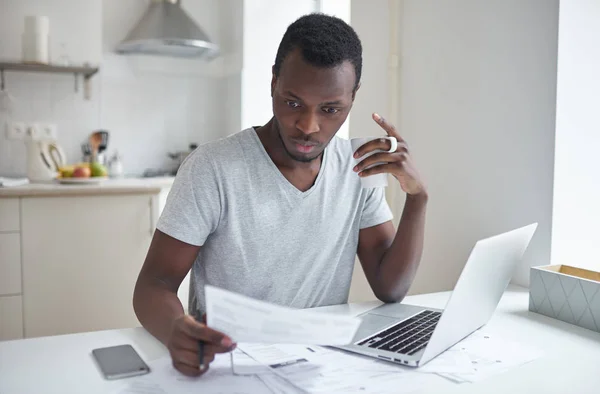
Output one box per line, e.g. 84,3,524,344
335,223,538,367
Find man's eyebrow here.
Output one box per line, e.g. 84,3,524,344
284,91,345,106
285,91,303,101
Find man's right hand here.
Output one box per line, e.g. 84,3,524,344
167,314,236,377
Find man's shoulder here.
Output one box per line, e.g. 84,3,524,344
195,128,252,154
184,128,254,168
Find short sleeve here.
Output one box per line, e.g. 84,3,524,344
359,186,394,229
156,148,221,246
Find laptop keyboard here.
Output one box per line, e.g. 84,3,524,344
357,310,441,355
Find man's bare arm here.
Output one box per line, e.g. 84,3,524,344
357,193,428,303
133,230,234,377
133,229,200,344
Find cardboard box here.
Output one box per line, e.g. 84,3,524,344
529,264,600,332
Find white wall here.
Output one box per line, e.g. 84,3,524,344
347,1,390,142
552,0,600,272
398,0,559,293
346,0,390,301
0,0,226,177
349,0,559,299
218,0,244,136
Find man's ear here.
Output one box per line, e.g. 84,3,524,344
352,82,361,101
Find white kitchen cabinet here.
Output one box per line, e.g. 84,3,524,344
0,178,176,339
21,194,156,338
0,295,23,340
0,198,20,232
0,233,22,296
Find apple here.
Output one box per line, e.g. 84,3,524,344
72,166,91,178
90,162,108,177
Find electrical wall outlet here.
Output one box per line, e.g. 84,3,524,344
25,124,40,140
4,121,58,141
5,121,26,140
36,123,57,140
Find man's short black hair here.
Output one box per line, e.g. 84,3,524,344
273,13,362,92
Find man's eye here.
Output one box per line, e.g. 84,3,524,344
323,107,339,114
286,101,300,108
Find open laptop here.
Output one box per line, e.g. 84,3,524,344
335,223,538,367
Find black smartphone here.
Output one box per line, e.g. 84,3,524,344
92,344,150,380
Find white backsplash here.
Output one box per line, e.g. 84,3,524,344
0,66,223,178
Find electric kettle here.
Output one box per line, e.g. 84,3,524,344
26,139,67,182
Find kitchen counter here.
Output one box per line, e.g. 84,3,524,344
0,176,175,197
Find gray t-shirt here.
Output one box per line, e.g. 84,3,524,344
156,127,393,314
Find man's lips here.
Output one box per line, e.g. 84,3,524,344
291,139,319,154
295,144,316,153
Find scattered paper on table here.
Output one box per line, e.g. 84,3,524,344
205,285,361,345
417,331,544,383
232,348,272,376
238,343,427,393
415,348,476,374
257,373,304,394
232,347,303,394
116,331,543,393
114,353,273,394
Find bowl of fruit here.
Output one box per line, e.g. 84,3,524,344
55,162,109,184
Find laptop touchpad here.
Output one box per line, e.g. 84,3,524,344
367,303,427,319
353,314,400,342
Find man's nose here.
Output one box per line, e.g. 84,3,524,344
296,110,320,135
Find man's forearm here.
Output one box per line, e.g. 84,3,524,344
377,193,428,302
133,277,186,345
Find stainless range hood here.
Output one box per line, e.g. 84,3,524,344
115,0,218,59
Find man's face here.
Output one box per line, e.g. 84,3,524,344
271,49,357,163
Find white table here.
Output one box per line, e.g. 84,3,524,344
1,285,599,393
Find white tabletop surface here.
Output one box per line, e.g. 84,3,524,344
1,285,599,393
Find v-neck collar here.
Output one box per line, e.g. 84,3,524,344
248,127,328,198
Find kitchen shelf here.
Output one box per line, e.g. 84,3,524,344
0,61,99,100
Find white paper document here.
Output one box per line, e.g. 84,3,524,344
238,343,429,393
257,373,305,394
205,285,361,345
231,348,272,376
232,348,304,393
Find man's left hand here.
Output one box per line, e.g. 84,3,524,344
353,113,427,196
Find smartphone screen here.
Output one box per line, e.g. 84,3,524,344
92,344,150,380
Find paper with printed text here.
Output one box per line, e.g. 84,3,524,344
205,285,361,345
